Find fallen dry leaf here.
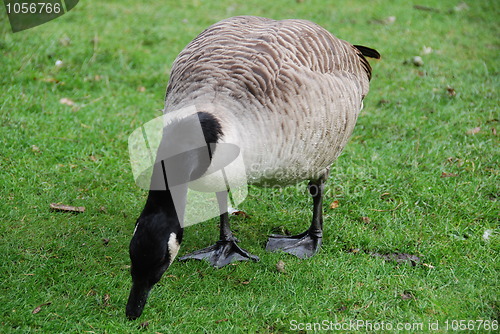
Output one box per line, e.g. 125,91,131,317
50,203,85,213
32,302,51,314
231,210,250,218
400,291,415,300
40,77,61,84
441,172,459,178
59,97,76,106
446,86,456,97
276,260,286,273
329,200,339,209
137,86,146,92
466,127,481,135
361,216,371,224
103,294,111,306
491,128,497,135
337,305,348,312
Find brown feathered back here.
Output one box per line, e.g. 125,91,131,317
164,16,379,185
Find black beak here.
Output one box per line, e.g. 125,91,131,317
125,283,151,320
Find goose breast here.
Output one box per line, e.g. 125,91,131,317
164,16,374,186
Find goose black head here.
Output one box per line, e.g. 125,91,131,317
126,207,183,320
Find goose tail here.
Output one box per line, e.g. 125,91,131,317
353,45,381,59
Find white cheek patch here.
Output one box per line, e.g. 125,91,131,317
167,232,180,265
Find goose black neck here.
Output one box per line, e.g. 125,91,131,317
143,111,223,220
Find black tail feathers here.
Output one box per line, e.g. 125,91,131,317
353,45,381,59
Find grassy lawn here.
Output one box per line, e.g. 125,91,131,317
1,0,498,332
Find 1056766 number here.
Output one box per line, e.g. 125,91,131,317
444,320,498,331
5,2,62,14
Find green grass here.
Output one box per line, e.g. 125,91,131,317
1,0,498,332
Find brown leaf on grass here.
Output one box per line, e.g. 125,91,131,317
446,86,456,97
337,305,348,312
329,200,339,209
103,294,111,306
59,97,76,106
40,77,61,84
276,260,286,273
400,291,415,300
361,216,371,224
50,203,85,213
441,172,459,178
380,192,391,199
32,302,51,314
492,128,497,135
139,321,149,329
231,210,250,218
215,318,229,324
466,127,481,135
137,86,146,92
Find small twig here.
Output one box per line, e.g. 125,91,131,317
414,5,440,13
369,201,403,212
50,203,85,213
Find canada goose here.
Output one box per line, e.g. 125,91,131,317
126,16,380,320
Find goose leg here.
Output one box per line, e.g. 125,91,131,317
266,173,327,259
178,191,259,268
